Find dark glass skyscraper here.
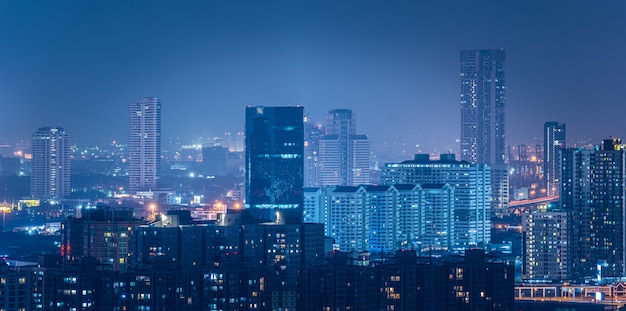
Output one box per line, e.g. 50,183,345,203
460,49,506,165
245,106,304,219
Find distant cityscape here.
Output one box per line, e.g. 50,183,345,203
0,49,624,311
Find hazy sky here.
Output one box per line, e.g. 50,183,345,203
1,0,625,156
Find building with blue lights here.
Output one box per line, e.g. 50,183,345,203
245,106,304,221
381,154,491,251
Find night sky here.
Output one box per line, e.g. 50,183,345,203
1,1,625,156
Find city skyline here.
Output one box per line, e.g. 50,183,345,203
1,1,625,155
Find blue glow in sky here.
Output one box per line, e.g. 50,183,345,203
1,0,625,155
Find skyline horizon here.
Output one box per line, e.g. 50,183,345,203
0,105,611,162
2,1,625,156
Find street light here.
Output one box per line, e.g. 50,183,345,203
149,203,156,221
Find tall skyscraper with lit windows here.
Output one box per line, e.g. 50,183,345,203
318,109,370,186
31,127,70,200
460,49,506,165
562,138,626,278
460,49,508,217
544,121,566,196
245,106,304,221
304,115,323,187
129,97,161,191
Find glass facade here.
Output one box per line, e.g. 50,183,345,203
245,106,304,212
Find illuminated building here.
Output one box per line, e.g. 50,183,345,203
460,49,508,218
367,184,454,253
562,138,626,278
303,186,332,227
522,205,569,281
460,49,506,165
61,206,143,272
544,121,566,196
490,165,509,218
318,109,370,186
2,215,514,310
382,154,491,250
324,186,368,252
0,264,39,310
131,209,325,310
244,106,304,221
561,146,593,279
129,96,161,191
31,127,70,200
304,115,323,187
304,183,455,254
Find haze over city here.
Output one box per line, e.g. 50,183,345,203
4,2,626,310
1,0,625,155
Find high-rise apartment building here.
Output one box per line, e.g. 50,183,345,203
245,106,304,220
561,147,592,279
381,154,491,250
31,127,70,200
522,205,569,281
544,122,566,196
490,165,510,218
318,109,370,186
562,138,626,278
460,49,506,165
129,97,161,191
62,207,143,272
304,184,453,254
460,49,509,218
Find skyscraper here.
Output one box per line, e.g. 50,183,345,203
561,147,592,279
460,49,508,217
303,115,323,187
31,127,70,200
543,121,566,197
129,97,161,191
460,49,506,165
245,106,304,220
318,109,370,186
